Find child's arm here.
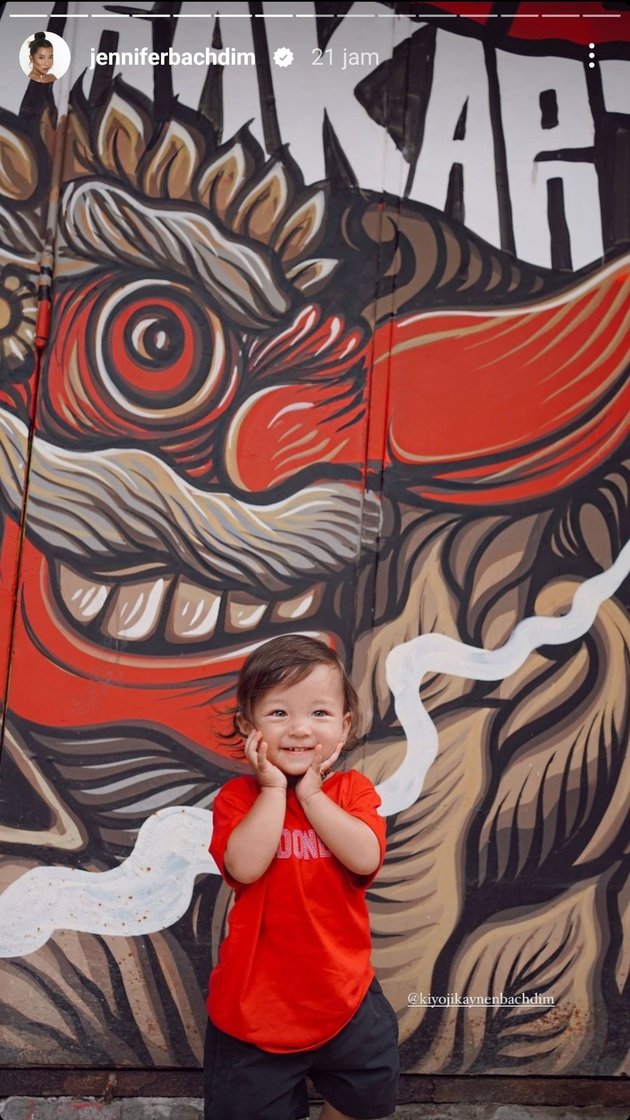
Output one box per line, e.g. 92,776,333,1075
297,748,381,876
223,731,287,884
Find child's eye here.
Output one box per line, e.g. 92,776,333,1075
270,709,286,717
313,710,328,718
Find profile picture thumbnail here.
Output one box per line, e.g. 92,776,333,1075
19,30,71,84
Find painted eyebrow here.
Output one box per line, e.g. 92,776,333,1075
59,180,292,330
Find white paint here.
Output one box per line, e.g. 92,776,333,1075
0,806,217,957
498,50,603,270
600,60,630,114
410,31,501,248
1,3,620,270
261,0,411,192
377,538,630,816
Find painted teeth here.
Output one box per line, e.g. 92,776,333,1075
272,585,321,622
225,591,268,632
104,577,171,641
57,565,113,623
168,578,221,640
55,562,323,646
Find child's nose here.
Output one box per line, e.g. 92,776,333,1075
288,717,310,736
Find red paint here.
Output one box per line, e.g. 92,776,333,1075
427,2,494,25
108,295,197,397
34,298,51,350
426,1,630,44
369,262,630,504
507,2,630,46
40,278,239,462
224,303,368,490
6,538,236,753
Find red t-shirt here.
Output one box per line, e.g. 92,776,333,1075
207,769,386,1053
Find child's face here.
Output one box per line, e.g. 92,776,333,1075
244,664,351,778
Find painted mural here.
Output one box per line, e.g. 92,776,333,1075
0,0,629,1081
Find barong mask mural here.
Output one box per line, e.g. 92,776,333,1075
0,1,629,1078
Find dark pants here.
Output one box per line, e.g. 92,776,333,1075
204,978,400,1120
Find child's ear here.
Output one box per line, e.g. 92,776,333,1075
236,712,253,739
340,711,352,746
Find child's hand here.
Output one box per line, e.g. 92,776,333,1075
295,741,344,803
245,730,287,790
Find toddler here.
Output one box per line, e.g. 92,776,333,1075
205,635,399,1120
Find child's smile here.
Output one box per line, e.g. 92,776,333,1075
243,664,351,777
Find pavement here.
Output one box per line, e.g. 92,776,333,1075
1,1102,629,1119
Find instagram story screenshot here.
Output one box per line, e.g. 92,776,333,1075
0,1,629,1113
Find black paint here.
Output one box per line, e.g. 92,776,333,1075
540,89,559,130
547,177,573,270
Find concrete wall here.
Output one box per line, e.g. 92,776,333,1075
0,0,629,1083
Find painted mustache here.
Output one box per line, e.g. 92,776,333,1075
0,410,381,593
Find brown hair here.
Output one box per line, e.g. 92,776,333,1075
235,635,360,745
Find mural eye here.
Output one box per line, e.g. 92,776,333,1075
126,308,185,368
93,278,236,424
